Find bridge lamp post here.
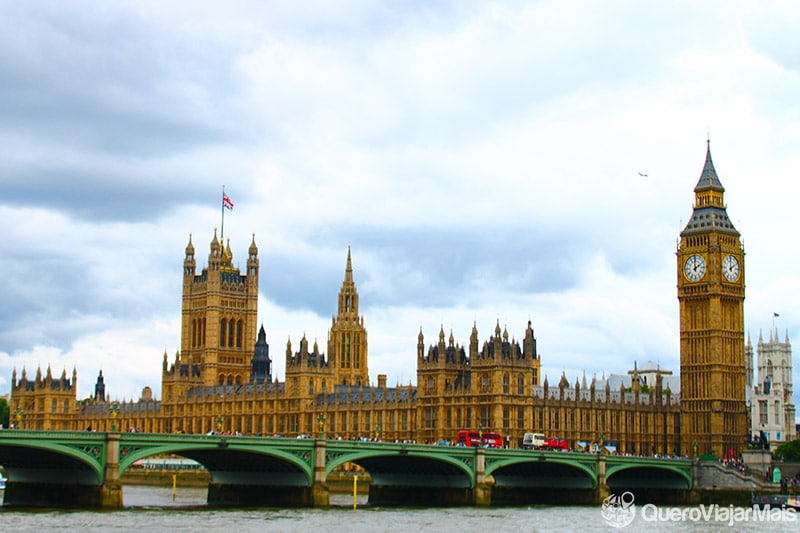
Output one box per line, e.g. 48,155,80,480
317,414,325,440
478,424,484,447
13,407,24,429
215,416,223,434
692,441,698,460
109,402,120,432
375,425,381,442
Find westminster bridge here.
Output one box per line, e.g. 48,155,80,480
0,430,694,508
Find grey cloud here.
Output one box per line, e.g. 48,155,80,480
0,4,246,159
0,161,227,222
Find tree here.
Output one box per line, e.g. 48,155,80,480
0,397,8,428
774,439,800,462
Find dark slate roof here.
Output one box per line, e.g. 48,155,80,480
185,381,282,399
81,399,161,415
694,143,724,192
317,385,417,406
682,144,739,237
681,207,739,236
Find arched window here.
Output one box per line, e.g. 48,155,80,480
236,320,243,348
309,379,314,395
503,373,510,394
220,319,227,347
517,374,524,395
228,320,235,347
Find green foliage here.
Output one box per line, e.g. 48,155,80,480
624,384,650,394
0,398,8,428
774,439,800,462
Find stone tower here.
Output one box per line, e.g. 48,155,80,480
749,329,796,448
677,142,747,458
172,230,259,388
250,325,272,386
328,246,369,386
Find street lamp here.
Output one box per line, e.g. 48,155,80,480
692,441,698,460
13,407,24,429
478,424,484,447
317,414,325,440
375,425,381,442
215,416,223,434
109,402,120,432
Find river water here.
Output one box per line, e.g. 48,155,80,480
0,486,796,532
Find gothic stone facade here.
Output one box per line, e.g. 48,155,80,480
11,146,750,457
747,329,796,449
10,231,683,455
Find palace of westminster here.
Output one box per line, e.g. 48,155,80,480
9,144,796,458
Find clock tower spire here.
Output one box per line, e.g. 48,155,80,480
677,141,746,458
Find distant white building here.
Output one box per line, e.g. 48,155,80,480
628,360,676,391
747,329,796,449
593,360,681,394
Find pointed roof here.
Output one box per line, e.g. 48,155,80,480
249,233,258,256
681,141,739,237
344,244,353,284
185,233,195,256
694,140,725,192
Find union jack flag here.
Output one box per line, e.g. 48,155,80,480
223,194,234,210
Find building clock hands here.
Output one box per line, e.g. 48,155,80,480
684,254,706,282
722,254,739,281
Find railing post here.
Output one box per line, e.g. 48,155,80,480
101,432,123,508
312,439,330,507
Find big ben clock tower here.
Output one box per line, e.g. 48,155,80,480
678,141,747,458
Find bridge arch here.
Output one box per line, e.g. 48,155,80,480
325,446,475,488
486,455,598,489
605,463,692,489
118,440,314,486
0,439,105,485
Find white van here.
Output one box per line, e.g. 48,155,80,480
522,432,545,449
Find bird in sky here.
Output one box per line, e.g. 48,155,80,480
638,172,648,177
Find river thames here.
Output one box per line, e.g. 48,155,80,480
0,486,796,532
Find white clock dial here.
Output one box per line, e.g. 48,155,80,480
684,254,706,282
722,254,739,281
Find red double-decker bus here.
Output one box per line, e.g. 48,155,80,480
456,430,504,448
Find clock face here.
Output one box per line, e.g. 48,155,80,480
684,254,706,282
722,254,740,281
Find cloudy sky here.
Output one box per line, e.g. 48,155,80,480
1,1,798,415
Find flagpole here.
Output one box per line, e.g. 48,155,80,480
221,184,226,240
